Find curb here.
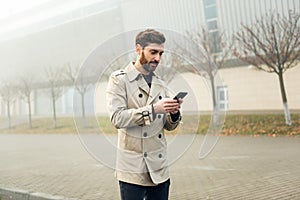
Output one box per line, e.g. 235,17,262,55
0,187,77,200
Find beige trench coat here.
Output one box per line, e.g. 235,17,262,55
106,62,181,186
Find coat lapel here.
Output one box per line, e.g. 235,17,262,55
126,62,150,98
137,76,150,95
147,76,163,105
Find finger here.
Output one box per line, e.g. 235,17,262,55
165,99,178,103
177,98,183,104
164,102,178,108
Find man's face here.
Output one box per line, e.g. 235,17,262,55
139,43,164,73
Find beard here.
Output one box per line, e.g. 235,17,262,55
140,51,159,73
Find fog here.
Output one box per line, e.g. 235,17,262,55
0,0,299,117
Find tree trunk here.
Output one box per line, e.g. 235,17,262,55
278,72,292,125
81,92,87,128
283,102,291,125
52,95,57,128
81,93,85,119
210,74,218,127
7,101,11,129
28,97,32,128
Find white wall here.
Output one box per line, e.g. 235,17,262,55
1,0,299,117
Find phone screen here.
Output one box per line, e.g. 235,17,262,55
173,92,188,100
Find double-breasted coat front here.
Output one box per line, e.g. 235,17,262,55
106,62,181,186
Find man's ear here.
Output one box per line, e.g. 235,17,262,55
136,44,142,54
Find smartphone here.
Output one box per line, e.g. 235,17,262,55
173,92,188,101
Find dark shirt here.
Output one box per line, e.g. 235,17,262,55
143,73,180,121
142,73,153,88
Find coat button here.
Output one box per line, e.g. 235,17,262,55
159,96,162,100
144,152,148,157
139,93,143,98
143,132,147,137
158,154,162,158
158,134,162,139
157,114,161,119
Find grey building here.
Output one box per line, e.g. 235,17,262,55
0,0,299,117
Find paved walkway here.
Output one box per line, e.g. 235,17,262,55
0,134,299,200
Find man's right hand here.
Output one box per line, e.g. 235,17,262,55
153,98,182,114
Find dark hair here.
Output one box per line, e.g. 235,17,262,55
135,29,166,48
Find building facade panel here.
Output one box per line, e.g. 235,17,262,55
217,0,299,36
0,0,299,118
120,0,205,33
219,64,300,111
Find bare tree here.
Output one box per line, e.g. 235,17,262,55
106,53,133,80
17,76,36,128
234,11,300,125
157,53,187,84
45,67,64,128
0,82,16,129
177,28,233,125
63,62,92,119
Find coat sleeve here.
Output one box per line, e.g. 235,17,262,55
163,112,181,131
106,72,154,129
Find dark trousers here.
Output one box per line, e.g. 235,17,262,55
119,179,170,200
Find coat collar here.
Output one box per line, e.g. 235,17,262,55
125,62,160,82
126,62,141,82
125,62,164,104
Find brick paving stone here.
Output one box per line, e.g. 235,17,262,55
0,134,299,200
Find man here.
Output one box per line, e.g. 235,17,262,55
106,29,183,200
